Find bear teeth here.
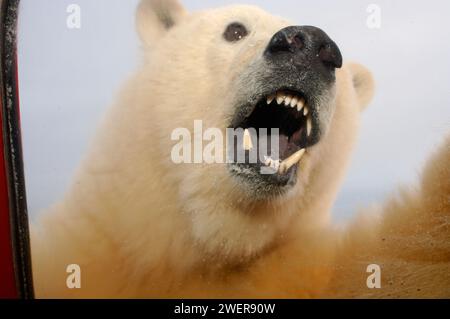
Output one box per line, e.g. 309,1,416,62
284,95,292,106
303,105,309,116
276,93,285,105
279,148,306,174
264,90,313,137
263,156,281,171
296,98,305,112
307,117,312,136
243,129,253,151
290,96,298,108
264,149,306,175
267,92,306,114
266,95,275,104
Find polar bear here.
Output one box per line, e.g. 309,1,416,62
31,0,450,298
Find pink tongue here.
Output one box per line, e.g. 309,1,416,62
256,133,300,161
278,134,299,160
290,128,304,145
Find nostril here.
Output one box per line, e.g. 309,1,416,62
291,34,304,50
267,29,305,54
318,43,343,69
265,26,343,69
268,33,290,53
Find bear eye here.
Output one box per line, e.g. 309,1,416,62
223,22,248,42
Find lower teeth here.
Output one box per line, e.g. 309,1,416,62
265,148,306,175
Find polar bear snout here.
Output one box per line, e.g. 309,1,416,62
225,26,343,198
265,26,342,72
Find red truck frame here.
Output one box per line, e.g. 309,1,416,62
0,0,34,299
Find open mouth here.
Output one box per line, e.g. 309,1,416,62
233,89,317,178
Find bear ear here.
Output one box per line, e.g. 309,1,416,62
136,0,187,48
346,63,375,111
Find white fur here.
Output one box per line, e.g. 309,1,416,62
31,1,448,298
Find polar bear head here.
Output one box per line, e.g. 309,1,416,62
122,0,374,262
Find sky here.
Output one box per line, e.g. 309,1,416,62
17,0,450,222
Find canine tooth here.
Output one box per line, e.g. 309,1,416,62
284,95,292,106
243,129,253,151
290,97,298,108
279,149,306,175
297,98,305,112
267,95,275,104
307,117,312,136
303,105,309,116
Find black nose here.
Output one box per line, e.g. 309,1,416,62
265,26,342,69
